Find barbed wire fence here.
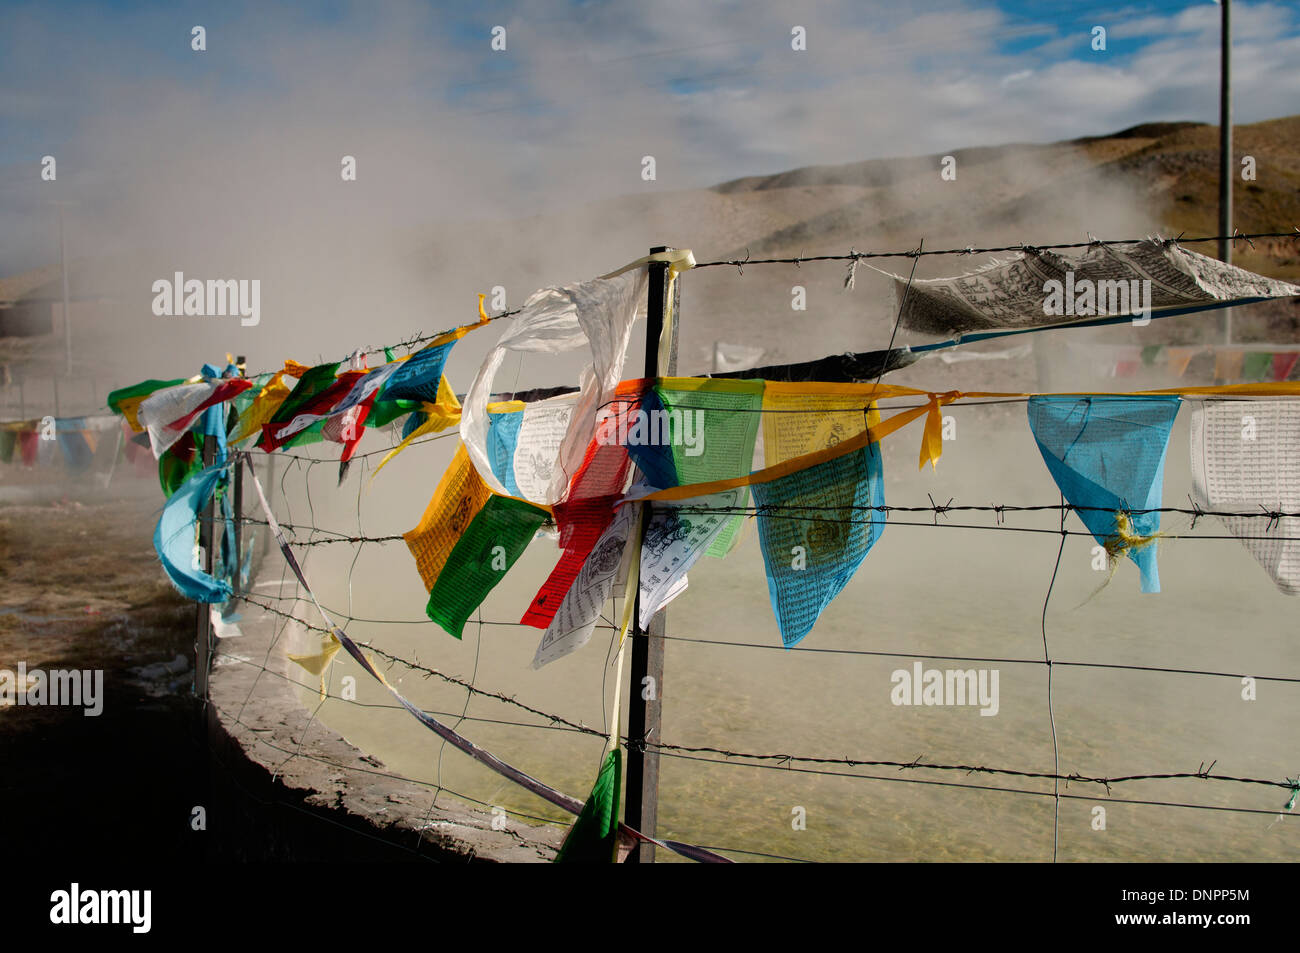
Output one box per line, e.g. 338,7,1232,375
194,229,1300,863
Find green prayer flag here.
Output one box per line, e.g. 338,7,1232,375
268,363,340,425
368,397,423,429
159,433,204,498
426,495,548,638
107,378,185,414
1243,351,1273,382
279,419,326,450
0,429,15,464
231,372,272,417
554,749,622,863
1140,345,1161,367
628,380,763,558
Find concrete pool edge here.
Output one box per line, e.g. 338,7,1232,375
206,580,565,863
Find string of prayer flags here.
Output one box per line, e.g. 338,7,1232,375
264,362,396,452
257,361,340,450
136,379,230,457
1190,400,1300,595
230,361,308,444
153,463,232,603
1027,395,1181,593
753,410,886,646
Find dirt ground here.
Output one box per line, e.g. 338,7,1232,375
0,485,545,866
0,490,209,861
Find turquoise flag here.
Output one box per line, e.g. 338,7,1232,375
1028,396,1181,593
153,463,233,603
753,437,885,646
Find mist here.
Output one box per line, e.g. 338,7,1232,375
2,0,1299,393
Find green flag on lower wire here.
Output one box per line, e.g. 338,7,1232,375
554,748,622,863
425,494,549,638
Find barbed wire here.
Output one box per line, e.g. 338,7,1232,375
693,228,1300,272
234,594,1300,813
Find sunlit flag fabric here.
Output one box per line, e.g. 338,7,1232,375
263,364,396,452
483,395,577,500
625,377,763,557
378,338,456,405
522,379,646,629
1190,399,1300,595
1027,395,1181,593
752,428,886,647
136,380,229,457
256,361,340,450
461,267,647,504
532,500,639,668
230,361,308,444
107,378,186,433
153,463,233,603
369,376,463,478
638,488,746,628
425,493,549,639
404,442,548,637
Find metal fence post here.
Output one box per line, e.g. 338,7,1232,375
626,245,678,862
194,432,217,699
231,356,245,601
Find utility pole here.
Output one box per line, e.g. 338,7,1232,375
58,203,72,377
1218,0,1233,344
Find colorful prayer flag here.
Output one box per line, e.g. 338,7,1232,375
1028,396,1181,593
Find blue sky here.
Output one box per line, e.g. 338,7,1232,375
1,0,1298,275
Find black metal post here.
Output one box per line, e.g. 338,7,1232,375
231,356,245,601
626,246,676,862
194,433,217,699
